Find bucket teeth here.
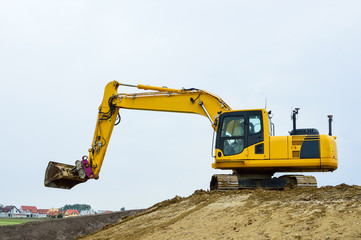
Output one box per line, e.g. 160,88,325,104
44,161,87,189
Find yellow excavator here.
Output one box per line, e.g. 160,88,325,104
44,81,338,190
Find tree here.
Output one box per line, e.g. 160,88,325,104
120,207,125,211
60,204,91,212
57,213,63,218
0,204,3,211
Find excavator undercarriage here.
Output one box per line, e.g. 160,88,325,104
210,174,317,191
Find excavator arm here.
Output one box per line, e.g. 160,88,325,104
45,80,231,189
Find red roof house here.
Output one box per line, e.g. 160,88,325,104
20,206,38,217
38,209,49,214
47,208,61,218
64,209,79,217
38,209,50,218
0,206,21,218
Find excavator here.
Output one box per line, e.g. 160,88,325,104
44,81,338,190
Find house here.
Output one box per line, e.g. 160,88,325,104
97,210,113,214
38,209,50,218
79,209,96,216
64,209,79,217
0,206,22,218
20,206,38,218
47,208,61,218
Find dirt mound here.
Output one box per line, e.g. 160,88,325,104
79,184,361,240
0,210,142,240
1,185,359,240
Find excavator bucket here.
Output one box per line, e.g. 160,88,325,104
44,161,87,189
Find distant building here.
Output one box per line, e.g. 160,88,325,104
64,209,79,217
79,209,97,216
20,206,38,218
0,206,23,218
47,208,61,218
38,209,50,218
97,210,113,214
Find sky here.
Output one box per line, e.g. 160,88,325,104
1,1,361,211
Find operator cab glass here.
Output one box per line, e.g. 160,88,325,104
216,110,264,156
220,116,245,156
249,115,261,134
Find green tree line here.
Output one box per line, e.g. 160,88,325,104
60,204,91,212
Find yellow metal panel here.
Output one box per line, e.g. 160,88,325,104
215,147,249,162
269,136,288,159
288,135,306,159
212,158,321,170
320,158,338,170
319,135,338,159
319,135,338,171
246,110,270,160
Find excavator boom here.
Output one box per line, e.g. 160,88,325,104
45,81,231,189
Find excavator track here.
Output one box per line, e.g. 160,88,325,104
210,174,239,191
280,175,317,188
210,174,317,191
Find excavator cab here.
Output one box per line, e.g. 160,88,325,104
215,110,265,158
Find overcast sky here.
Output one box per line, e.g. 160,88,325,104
1,1,360,211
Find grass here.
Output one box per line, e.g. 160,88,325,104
0,218,36,226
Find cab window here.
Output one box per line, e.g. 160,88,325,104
221,116,244,137
247,112,264,147
249,115,262,135
220,116,245,156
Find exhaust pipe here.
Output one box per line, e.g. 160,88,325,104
292,108,300,131
328,115,333,136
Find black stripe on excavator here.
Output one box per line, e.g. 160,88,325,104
303,136,319,141
300,136,320,159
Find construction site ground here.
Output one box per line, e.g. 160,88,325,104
1,184,360,240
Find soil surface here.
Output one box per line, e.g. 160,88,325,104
80,184,361,240
0,210,143,240
1,185,360,240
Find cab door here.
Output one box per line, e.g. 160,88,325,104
246,111,265,160
216,110,265,160
216,113,246,158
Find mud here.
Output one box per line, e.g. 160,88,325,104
80,184,361,240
